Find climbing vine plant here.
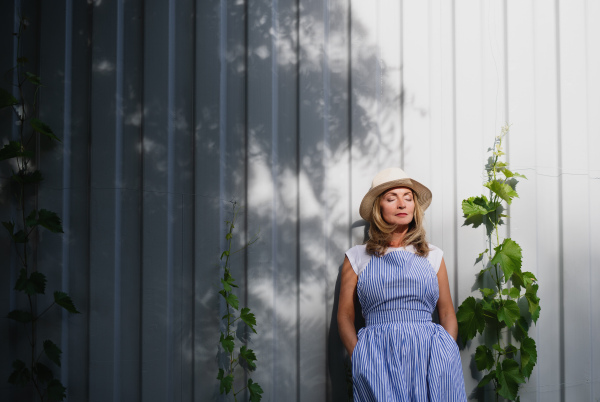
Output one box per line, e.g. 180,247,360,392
456,126,540,401
1,16,80,401
217,202,263,402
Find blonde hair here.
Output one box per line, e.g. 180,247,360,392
365,190,429,257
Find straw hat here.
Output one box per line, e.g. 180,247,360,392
359,167,432,221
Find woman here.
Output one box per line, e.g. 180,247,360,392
338,167,466,401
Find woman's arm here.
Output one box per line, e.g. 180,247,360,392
436,258,458,341
337,256,359,357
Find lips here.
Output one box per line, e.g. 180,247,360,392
396,213,408,217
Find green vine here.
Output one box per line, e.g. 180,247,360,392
1,16,80,401
456,126,540,401
216,202,263,402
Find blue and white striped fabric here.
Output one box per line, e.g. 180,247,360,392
349,247,466,401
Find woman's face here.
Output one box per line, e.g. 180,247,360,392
379,187,415,227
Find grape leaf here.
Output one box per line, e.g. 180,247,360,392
0,140,33,161
478,371,497,388
475,345,495,371
15,269,47,295
497,299,520,328
240,307,257,333
220,333,235,354
8,359,31,386
240,345,257,370
225,293,239,310
491,238,522,279
34,362,54,383
31,118,60,142
248,378,263,402
520,336,537,378
47,378,67,401
8,309,33,322
485,180,519,204
456,297,485,341
37,209,64,233
217,369,233,394
497,358,525,400
525,283,540,315
0,87,18,108
54,292,80,314
480,288,496,299
44,339,62,367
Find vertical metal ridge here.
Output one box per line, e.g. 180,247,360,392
113,0,125,400
137,0,146,397
61,0,73,392
271,0,279,396
502,0,511,239
451,0,458,307
85,1,94,398
190,0,197,397
583,1,593,399
554,0,565,400
295,0,302,399
219,0,227,243
531,3,541,400
323,0,331,396
166,0,176,399
399,0,404,168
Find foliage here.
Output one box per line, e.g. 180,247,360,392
216,202,263,402
2,16,80,401
456,126,540,401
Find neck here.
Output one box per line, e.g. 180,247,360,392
388,225,409,247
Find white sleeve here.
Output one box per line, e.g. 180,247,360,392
345,245,371,276
427,244,444,273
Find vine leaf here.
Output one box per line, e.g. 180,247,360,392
47,379,67,401
37,209,64,233
33,362,54,383
248,378,264,402
479,288,495,299
520,337,537,378
31,118,60,142
240,345,258,371
525,283,540,315
497,358,525,400
12,169,43,184
8,359,31,386
497,299,520,328
44,339,62,367
54,291,80,314
217,369,234,394
477,371,496,388
0,87,18,108
25,72,42,85
475,345,495,371
532,305,541,324
220,333,235,354
7,309,34,323
456,297,485,341
240,307,257,334
0,140,33,161
224,293,239,310
491,238,522,279
15,269,47,295
485,180,519,204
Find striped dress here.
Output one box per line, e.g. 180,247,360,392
346,244,466,402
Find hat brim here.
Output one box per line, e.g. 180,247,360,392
359,178,432,221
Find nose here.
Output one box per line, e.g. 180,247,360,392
397,199,405,209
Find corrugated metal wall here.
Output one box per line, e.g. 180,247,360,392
1,0,598,401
